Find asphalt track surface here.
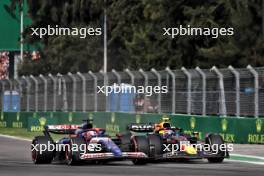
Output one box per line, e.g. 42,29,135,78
0,136,263,176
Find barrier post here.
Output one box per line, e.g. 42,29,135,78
151,68,161,113
99,70,109,111
182,67,192,115
22,76,30,111
77,72,86,112
68,72,76,112
211,66,227,117
7,79,12,111
39,74,47,112
139,68,148,113
165,67,176,114
48,74,57,112
57,73,68,112
196,67,206,116
112,69,121,111
125,69,135,85
30,75,38,112
228,66,240,117
88,71,98,112
247,65,259,118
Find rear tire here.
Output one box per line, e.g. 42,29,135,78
206,134,225,163
131,136,149,165
31,136,54,164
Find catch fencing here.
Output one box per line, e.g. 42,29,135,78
0,65,263,117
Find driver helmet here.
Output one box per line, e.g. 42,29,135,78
163,122,171,129
81,122,93,129
84,130,97,139
155,116,171,132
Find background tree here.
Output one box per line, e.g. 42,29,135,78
7,0,264,75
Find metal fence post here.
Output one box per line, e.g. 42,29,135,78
48,74,57,112
6,79,13,111
88,71,98,112
0,80,5,110
22,76,30,111
247,65,259,118
112,69,121,84
99,70,109,111
14,78,23,96
112,69,121,112
196,67,206,116
57,73,68,112
68,72,76,112
139,69,148,112
211,66,227,117
125,69,135,113
139,69,148,87
151,68,161,113
77,72,86,112
125,69,134,85
14,78,23,111
182,67,192,115
39,74,47,112
165,67,176,114
228,66,240,117
30,75,38,112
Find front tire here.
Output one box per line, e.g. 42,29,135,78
205,134,225,163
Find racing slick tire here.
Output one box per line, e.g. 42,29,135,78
131,136,149,165
147,134,162,159
205,134,225,163
65,137,86,165
31,136,54,164
119,133,132,152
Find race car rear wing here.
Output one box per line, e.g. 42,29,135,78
128,123,154,132
127,123,184,133
44,125,80,134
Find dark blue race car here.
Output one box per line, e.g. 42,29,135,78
31,120,148,165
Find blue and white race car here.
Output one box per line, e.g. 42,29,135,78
31,120,148,165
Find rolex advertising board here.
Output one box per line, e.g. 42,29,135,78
0,111,263,144
27,112,58,132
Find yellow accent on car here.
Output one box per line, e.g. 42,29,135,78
185,146,197,155
159,130,166,134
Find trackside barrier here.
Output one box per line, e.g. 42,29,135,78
0,112,263,144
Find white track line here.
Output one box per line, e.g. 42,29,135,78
0,134,31,141
230,153,264,161
228,159,264,165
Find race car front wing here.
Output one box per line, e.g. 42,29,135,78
80,152,148,160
